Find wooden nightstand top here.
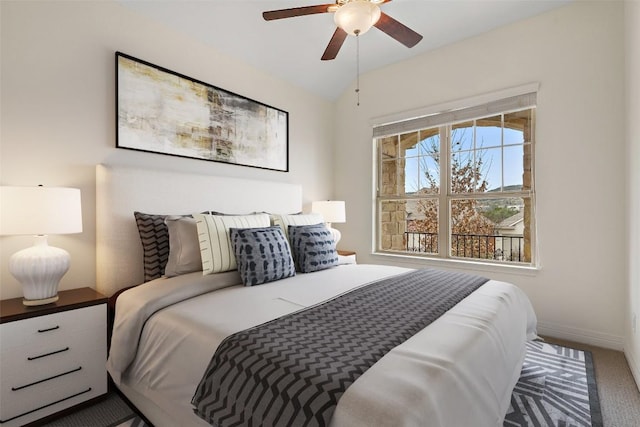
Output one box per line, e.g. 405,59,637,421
0,287,107,324
337,250,356,256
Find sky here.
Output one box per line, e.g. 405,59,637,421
403,124,526,194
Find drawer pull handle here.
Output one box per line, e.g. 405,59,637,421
27,346,70,361
37,325,60,333
11,366,82,391
0,387,92,423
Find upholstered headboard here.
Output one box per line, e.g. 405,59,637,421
95,164,302,296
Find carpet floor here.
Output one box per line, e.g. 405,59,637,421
44,341,634,427
40,392,134,427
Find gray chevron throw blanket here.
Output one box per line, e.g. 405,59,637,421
192,268,489,427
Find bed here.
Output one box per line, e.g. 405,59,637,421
98,164,537,427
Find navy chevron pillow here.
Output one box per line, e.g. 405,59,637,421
288,224,339,273
134,211,173,282
230,226,295,286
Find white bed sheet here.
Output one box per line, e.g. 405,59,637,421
107,264,537,427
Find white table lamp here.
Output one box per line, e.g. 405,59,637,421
311,200,346,244
0,186,83,306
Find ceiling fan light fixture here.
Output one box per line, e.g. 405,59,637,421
334,0,381,36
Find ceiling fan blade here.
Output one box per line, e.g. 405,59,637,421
263,4,335,21
321,27,348,61
374,12,423,48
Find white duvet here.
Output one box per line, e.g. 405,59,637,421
107,264,537,427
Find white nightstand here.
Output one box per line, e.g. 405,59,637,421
0,288,108,426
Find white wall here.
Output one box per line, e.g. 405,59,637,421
1,0,634,366
625,0,640,388
0,1,334,299
334,1,627,349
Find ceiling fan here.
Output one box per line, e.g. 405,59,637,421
262,0,423,61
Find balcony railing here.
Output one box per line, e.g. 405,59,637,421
405,232,525,262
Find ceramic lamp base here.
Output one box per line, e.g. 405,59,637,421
9,235,70,306
23,295,60,306
326,224,342,245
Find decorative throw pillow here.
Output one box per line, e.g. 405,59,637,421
134,211,174,282
230,226,295,286
193,213,271,275
164,216,202,277
288,224,339,273
270,213,324,241
208,211,269,216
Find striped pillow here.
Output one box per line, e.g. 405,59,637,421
194,213,271,275
270,213,324,241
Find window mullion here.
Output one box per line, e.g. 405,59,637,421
438,126,450,257
501,114,505,191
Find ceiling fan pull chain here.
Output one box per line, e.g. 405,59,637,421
356,30,360,106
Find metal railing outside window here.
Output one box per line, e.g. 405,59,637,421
404,231,524,262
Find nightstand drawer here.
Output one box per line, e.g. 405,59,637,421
0,300,107,426
0,326,106,387
0,304,105,350
0,347,106,423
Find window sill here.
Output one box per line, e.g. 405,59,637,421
371,251,540,277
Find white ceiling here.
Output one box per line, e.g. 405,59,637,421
118,0,571,100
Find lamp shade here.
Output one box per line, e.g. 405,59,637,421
0,186,83,236
312,200,346,224
334,0,381,36
1,186,83,306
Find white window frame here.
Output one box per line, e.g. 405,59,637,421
372,84,539,270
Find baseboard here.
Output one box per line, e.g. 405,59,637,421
624,346,640,393
536,321,624,351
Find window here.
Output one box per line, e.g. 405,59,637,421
375,92,536,266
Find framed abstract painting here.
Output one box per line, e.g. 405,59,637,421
116,52,289,172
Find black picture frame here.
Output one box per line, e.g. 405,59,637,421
116,52,289,172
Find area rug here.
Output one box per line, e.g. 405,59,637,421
109,414,149,427
504,340,603,427
85,341,601,427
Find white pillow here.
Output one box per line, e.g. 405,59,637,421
194,213,271,275
270,213,324,240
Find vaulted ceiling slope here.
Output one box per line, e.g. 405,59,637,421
118,0,571,100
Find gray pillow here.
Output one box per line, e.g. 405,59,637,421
230,226,295,286
164,216,202,277
288,224,339,273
